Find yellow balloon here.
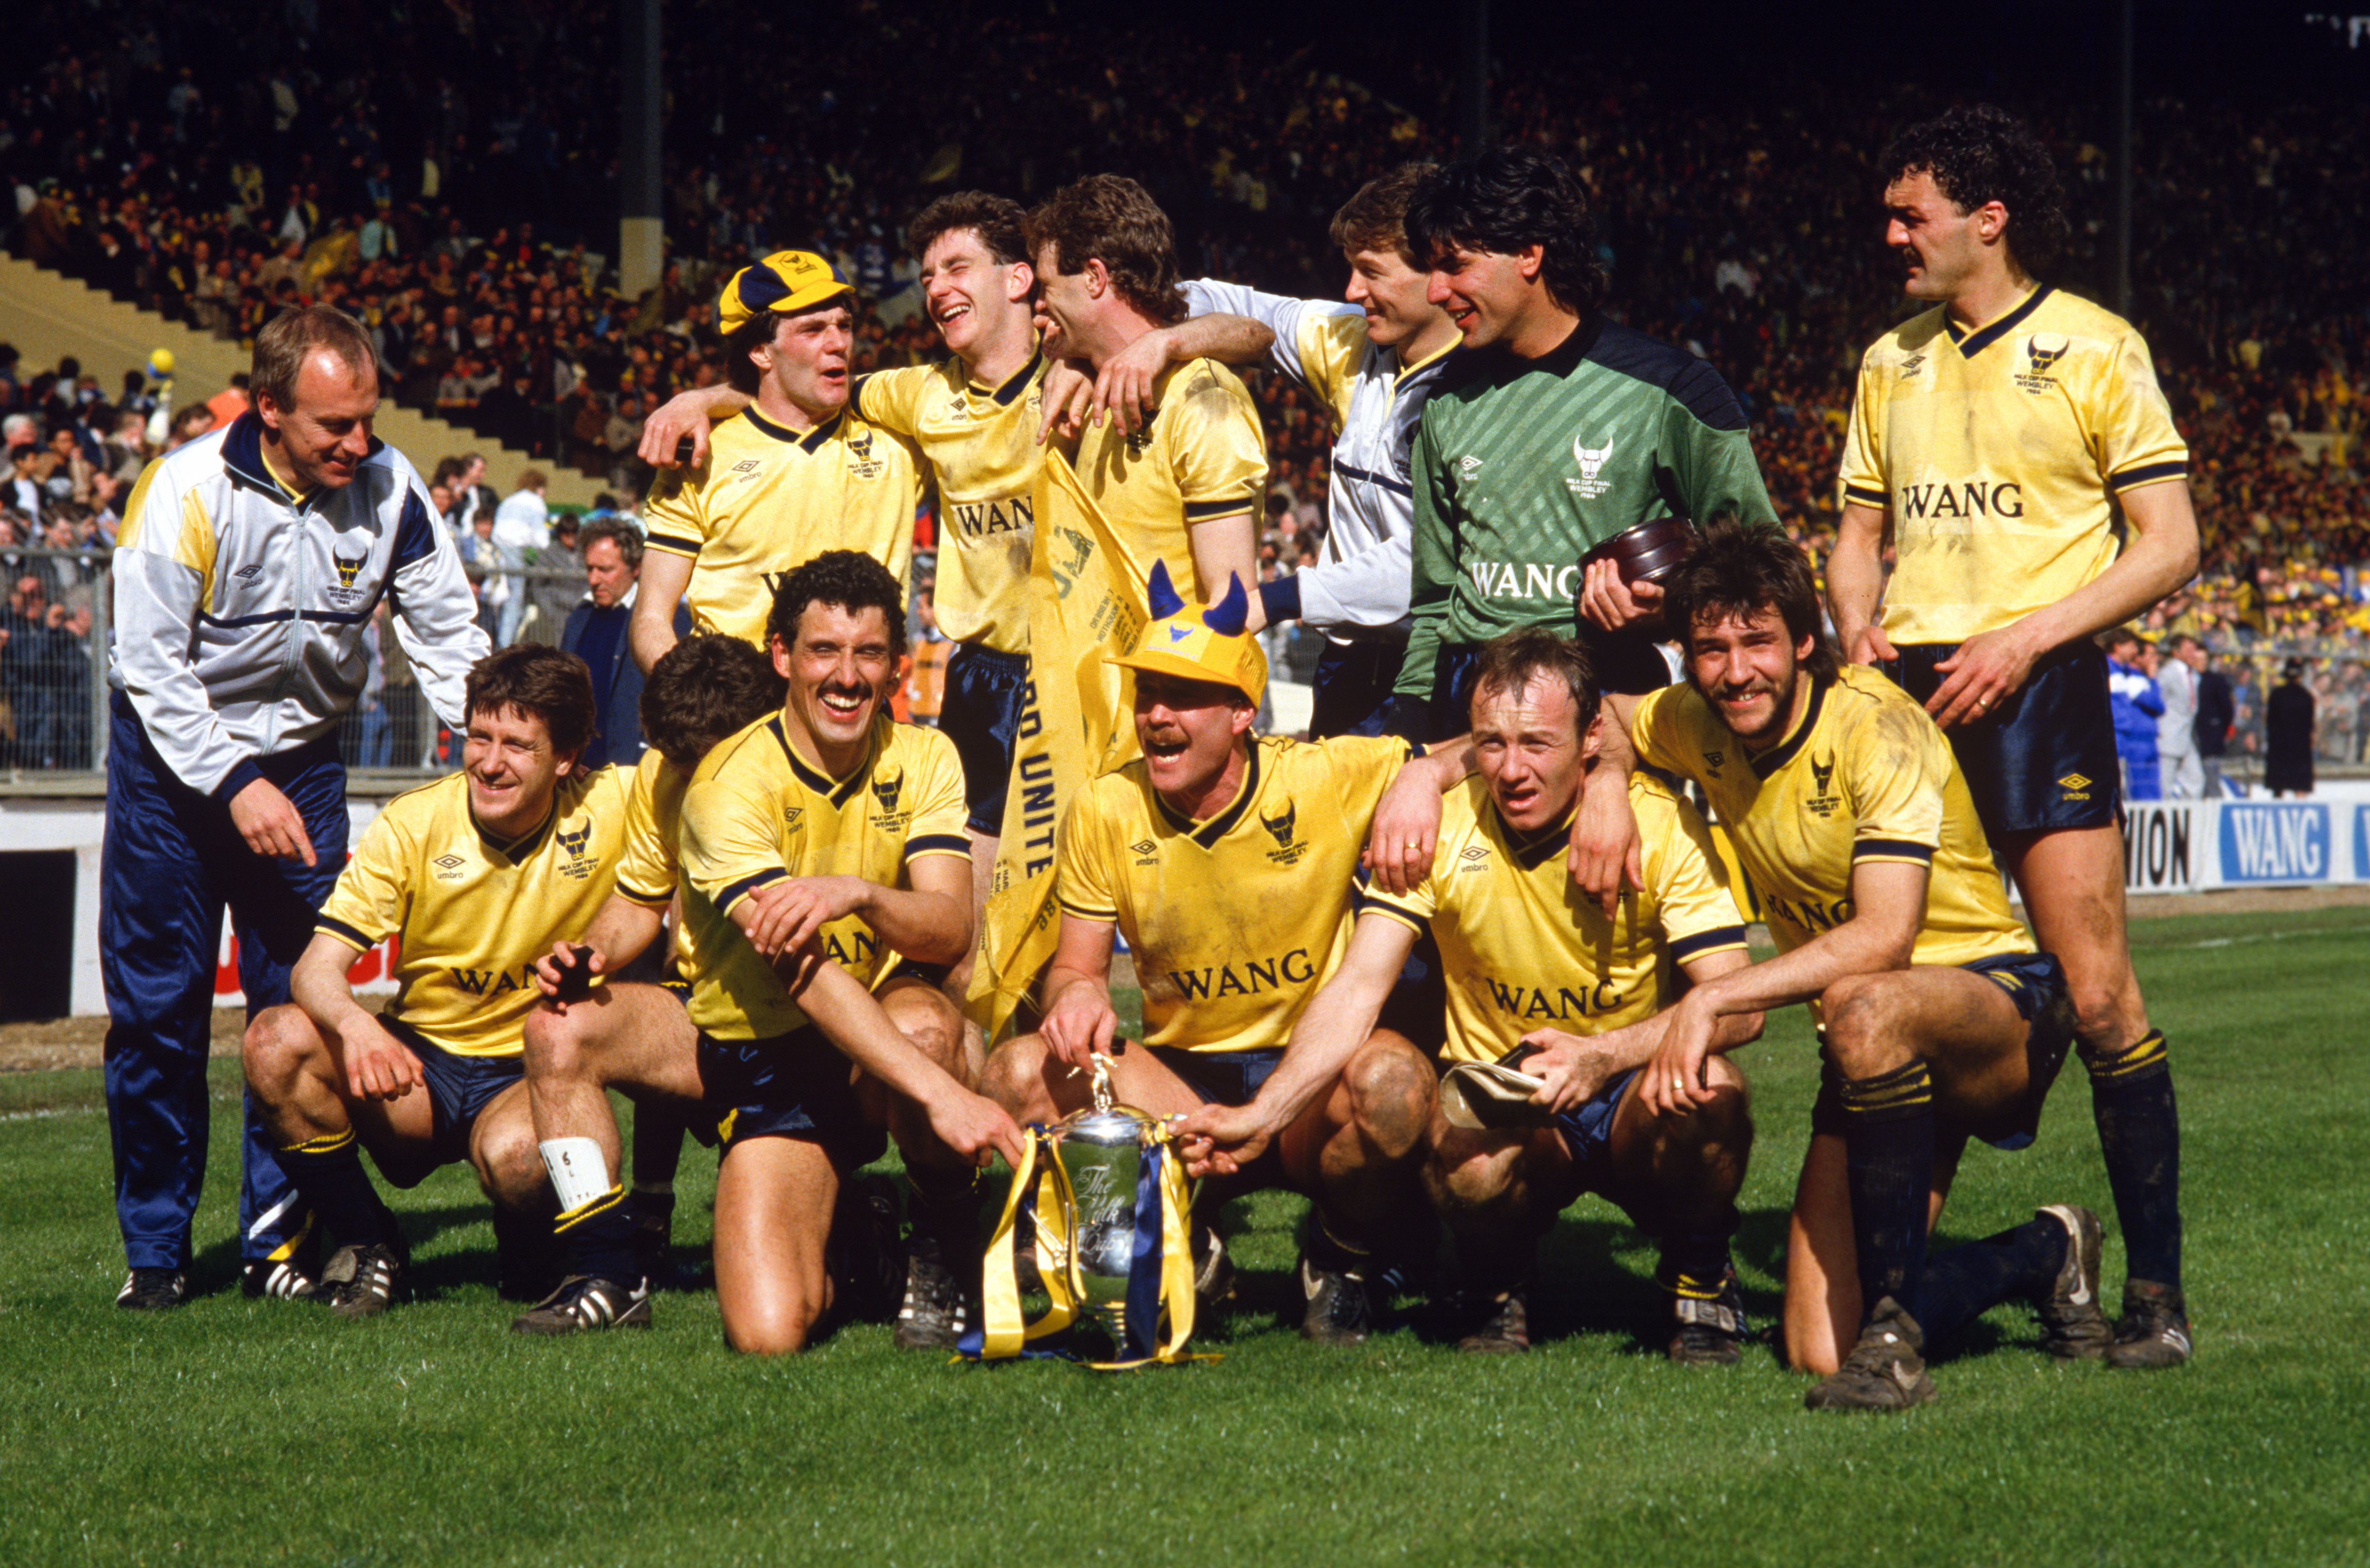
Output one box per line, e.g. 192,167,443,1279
148,348,175,377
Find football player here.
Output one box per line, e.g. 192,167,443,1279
630,253,924,669
1590,523,2113,1409
516,554,1023,1352
1827,107,2196,1366
980,564,1460,1343
242,646,628,1317
1184,629,1762,1360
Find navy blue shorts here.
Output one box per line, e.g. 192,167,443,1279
1552,1066,1642,1179
693,1027,884,1169
1811,950,2074,1152
1144,1043,1286,1188
940,642,1030,834
1308,638,1407,740
1147,1045,1284,1107
373,1018,525,1189
1883,642,2121,840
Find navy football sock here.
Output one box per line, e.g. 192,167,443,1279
1655,1230,1736,1303
1915,1216,2064,1346
276,1130,398,1250
1304,1207,1379,1276
1838,1060,1937,1325
2087,1030,2183,1289
554,1183,640,1285
629,1099,694,1194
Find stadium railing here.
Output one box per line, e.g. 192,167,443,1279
3,547,2363,784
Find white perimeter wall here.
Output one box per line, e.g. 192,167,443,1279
6,778,2366,1017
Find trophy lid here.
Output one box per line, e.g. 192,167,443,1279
1060,1056,1160,1145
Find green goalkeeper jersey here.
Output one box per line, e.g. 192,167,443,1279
1395,317,1778,699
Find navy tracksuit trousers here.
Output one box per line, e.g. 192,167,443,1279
101,693,349,1273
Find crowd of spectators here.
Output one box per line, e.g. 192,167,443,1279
3,2,2365,774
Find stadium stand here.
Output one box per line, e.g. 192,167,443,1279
3,2,2364,774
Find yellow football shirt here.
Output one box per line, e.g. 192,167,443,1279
1057,733,1415,1054
1070,356,1266,598
677,713,970,1041
1633,665,2031,970
1285,308,1368,432
855,351,1047,653
316,765,634,1057
1359,773,1748,1065
642,406,924,649
614,745,692,977
1838,286,2189,645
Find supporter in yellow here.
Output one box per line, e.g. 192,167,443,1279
1185,630,1760,1363
516,554,1023,1355
1025,175,1261,599
981,562,1445,1345
631,251,923,670
1588,522,2112,1412
1826,107,2194,1372
243,646,627,1319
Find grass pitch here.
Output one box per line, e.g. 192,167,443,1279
4,905,2369,1566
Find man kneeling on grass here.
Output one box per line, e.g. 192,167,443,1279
1584,522,2113,1409
515,552,1023,1352
507,632,788,1319
1182,629,1762,1361
244,645,632,1317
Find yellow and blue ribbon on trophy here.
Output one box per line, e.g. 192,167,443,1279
962,1064,1210,1370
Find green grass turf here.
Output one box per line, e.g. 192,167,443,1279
5,907,2369,1565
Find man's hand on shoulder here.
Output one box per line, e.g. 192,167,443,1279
1089,328,1175,437
1568,748,1641,917
1364,765,1447,896
1037,359,1094,445
637,385,744,470
229,776,317,867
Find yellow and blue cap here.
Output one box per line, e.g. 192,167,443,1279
1108,561,1267,704
717,250,854,335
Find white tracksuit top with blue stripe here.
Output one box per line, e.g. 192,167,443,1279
108,411,487,798
1181,278,1455,639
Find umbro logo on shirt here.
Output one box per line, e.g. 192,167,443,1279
432,853,467,882
234,564,263,582
1459,454,1483,474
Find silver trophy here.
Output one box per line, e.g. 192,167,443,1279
1047,1056,1160,1346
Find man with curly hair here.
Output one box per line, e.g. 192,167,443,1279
1826,103,2199,1369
